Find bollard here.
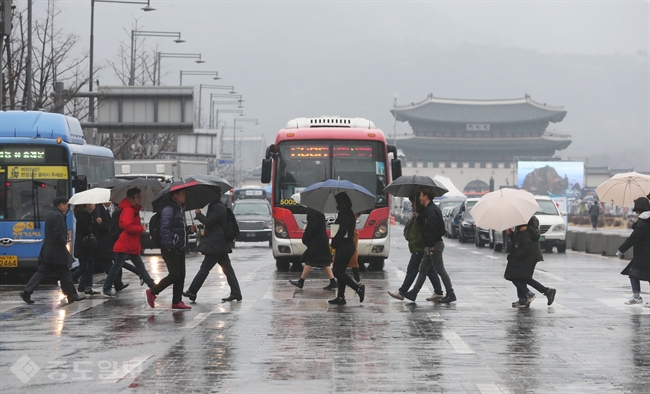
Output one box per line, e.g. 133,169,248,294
566,231,576,250
619,235,633,259
586,232,602,254
573,231,587,252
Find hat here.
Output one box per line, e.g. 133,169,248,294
632,197,650,213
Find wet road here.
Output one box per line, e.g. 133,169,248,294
1,224,649,393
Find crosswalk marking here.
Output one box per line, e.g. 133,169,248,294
597,298,650,315
100,355,153,384
535,269,566,282
442,330,474,354
476,383,507,394
40,298,107,317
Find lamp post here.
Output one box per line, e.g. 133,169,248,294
130,30,183,86
156,52,204,86
179,70,219,86
89,0,155,128
213,108,242,130
198,84,235,128
209,95,242,129
232,118,259,187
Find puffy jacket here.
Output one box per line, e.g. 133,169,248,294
113,198,143,255
196,200,231,256
160,198,188,252
420,201,445,247
73,208,97,261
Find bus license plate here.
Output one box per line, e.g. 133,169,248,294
0,256,18,268
540,235,545,242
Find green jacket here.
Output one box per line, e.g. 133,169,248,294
404,217,426,253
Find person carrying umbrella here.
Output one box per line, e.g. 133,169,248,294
329,192,365,305
618,195,650,307
71,204,99,295
146,188,197,310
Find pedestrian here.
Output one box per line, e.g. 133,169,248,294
618,196,650,307
93,203,129,293
183,193,242,302
19,196,86,304
103,187,156,297
589,200,600,229
328,192,365,305
71,203,100,295
388,195,444,301
289,206,336,291
146,189,196,309
402,186,456,303
505,216,556,308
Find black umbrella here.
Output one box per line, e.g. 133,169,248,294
151,178,222,213
96,178,126,189
184,174,232,193
383,175,449,198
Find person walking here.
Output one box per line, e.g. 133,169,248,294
71,204,100,295
388,196,444,301
505,216,556,307
402,186,456,303
103,188,156,297
589,200,600,229
146,189,196,309
289,207,336,290
183,194,242,302
328,192,365,305
19,196,86,304
618,196,650,307
93,203,129,293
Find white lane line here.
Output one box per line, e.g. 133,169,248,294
534,269,566,282
40,298,107,317
485,255,499,259
597,298,650,315
101,355,153,384
476,383,507,394
471,251,483,255
182,312,212,329
442,330,474,354
241,262,271,282
427,312,443,322
392,266,405,280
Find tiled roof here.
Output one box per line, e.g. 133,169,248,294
391,96,567,124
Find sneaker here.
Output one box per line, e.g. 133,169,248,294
526,293,536,307
624,297,643,305
182,291,197,302
84,289,100,296
439,293,457,304
512,300,528,308
328,296,346,305
387,290,404,300
102,291,118,298
426,292,444,301
19,291,34,304
172,301,192,310
545,288,556,306
289,279,304,289
67,294,86,303
356,284,365,303
145,289,156,308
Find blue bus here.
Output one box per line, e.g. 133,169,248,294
0,111,115,271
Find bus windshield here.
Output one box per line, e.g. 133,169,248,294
275,140,387,207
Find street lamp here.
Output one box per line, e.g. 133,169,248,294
156,52,205,85
130,30,184,86
197,84,235,128
89,0,155,127
213,108,243,130
179,70,219,85
209,94,242,129
233,118,259,187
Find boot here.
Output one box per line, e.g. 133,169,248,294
323,278,337,290
289,278,304,289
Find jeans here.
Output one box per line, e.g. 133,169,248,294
72,259,94,291
104,253,155,293
630,277,649,293
511,280,532,301
399,252,442,294
332,242,359,298
152,249,186,304
410,241,453,295
98,258,123,289
24,262,77,297
188,253,241,297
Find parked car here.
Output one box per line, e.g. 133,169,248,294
397,199,412,225
458,198,480,244
232,199,273,247
491,195,567,253
439,197,465,238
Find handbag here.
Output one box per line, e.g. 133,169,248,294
83,231,98,251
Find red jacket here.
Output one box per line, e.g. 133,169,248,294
113,198,143,254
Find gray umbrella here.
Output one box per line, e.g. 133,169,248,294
96,178,126,189
109,178,164,211
184,174,232,193
383,175,449,198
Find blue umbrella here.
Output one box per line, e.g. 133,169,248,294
300,179,376,213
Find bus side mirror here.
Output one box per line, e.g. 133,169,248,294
391,158,402,180
73,175,88,192
261,158,272,184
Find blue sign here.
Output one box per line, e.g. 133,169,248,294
218,159,234,165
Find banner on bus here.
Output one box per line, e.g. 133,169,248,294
7,166,68,180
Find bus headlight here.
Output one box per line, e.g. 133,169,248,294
264,221,273,229
552,224,566,232
274,219,288,238
373,219,388,239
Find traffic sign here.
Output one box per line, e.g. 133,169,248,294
218,159,234,165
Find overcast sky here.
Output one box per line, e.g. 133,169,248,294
19,0,650,171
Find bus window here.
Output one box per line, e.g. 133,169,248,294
332,142,387,205
275,143,330,204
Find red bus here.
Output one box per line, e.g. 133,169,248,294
261,116,401,271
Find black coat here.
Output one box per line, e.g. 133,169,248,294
74,208,97,261
196,201,231,256
301,209,332,265
504,229,537,280
93,204,114,259
420,201,445,247
38,208,74,266
619,215,650,281
332,207,355,249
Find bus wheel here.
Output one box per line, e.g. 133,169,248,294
368,258,385,271
275,258,290,271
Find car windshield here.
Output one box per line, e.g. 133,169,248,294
536,200,559,215
439,201,462,211
233,203,270,216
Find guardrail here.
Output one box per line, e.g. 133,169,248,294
566,228,633,259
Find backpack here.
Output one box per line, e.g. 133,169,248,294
223,207,240,243
109,208,123,241
149,212,162,248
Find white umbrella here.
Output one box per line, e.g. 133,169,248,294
595,172,650,207
69,188,111,205
470,188,540,231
